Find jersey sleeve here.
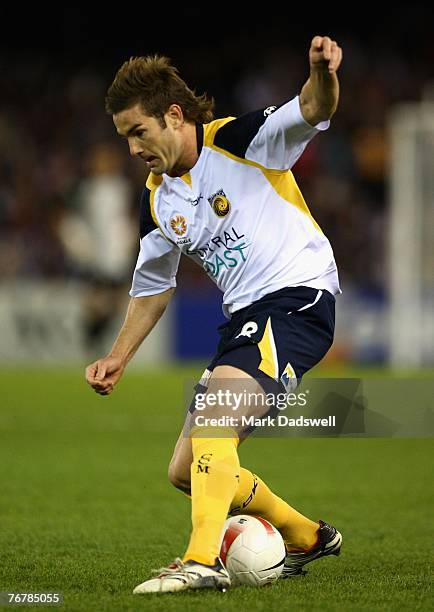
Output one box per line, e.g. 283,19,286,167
213,95,329,171
129,188,181,297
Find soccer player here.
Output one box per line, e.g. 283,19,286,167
86,35,343,594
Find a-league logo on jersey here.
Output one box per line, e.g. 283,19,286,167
170,214,187,236
208,189,231,217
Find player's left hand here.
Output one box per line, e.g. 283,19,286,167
309,36,343,74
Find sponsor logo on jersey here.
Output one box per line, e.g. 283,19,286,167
186,226,250,279
203,242,249,279
264,105,277,116
186,194,203,206
176,237,191,246
208,189,231,217
170,214,187,236
186,227,245,258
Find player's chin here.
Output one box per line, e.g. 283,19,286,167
149,165,164,176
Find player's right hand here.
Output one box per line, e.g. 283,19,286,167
85,356,126,396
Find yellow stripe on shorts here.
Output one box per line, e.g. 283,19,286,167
257,317,279,380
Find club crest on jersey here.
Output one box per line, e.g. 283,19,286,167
170,214,187,236
208,189,231,217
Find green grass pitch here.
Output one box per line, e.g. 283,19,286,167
0,366,432,611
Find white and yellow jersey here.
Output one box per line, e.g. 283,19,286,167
130,96,340,317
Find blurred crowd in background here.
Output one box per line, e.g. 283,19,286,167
1,10,433,357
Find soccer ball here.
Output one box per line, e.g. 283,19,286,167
219,515,286,586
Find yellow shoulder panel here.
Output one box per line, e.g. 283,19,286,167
205,131,323,233
262,168,323,234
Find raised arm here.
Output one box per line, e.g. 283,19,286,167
299,35,343,126
212,36,343,172
85,288,174,395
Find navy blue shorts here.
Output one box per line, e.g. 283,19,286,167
205,286,335,394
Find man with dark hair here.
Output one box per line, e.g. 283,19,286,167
86,35,343,594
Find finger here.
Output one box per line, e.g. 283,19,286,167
85,364,98,384
94,374,116,388
322,36,333,61
95,361,107,381
328,43,338,70
92,379,111,391
312,35,323,50
95,384,113,396
329,46,342,73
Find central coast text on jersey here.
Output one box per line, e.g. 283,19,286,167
130,96,340,318
186,226,249,280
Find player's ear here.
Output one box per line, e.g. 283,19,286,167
166,104,184,128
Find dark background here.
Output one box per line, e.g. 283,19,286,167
1,5,433,359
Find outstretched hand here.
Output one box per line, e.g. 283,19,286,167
85,355,126,396
309,36,343,74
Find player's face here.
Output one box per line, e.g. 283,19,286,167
113,104,183,176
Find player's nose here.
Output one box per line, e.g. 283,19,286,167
128,138,143,157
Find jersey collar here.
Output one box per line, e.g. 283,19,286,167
196,122,204,157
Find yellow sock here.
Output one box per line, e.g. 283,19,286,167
183,427,240,566
230,467,319,551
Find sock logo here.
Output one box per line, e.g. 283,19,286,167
196,453,212,474
241,475,258,509
229,475,258,515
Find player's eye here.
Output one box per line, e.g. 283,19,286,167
135,129,147,138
